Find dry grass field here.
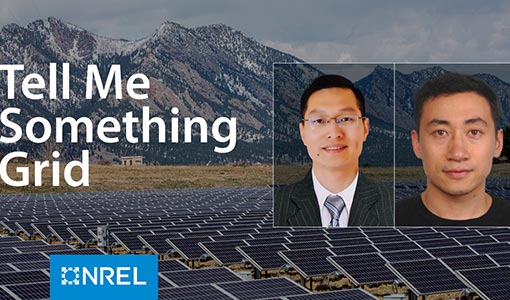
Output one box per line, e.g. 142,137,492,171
0,164,272,194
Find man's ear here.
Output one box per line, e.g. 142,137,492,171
411,129,422,159
362,117,370,142
494,128,504,157
299,122,306,146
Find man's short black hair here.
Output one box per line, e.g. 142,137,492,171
414,72,503,131
300,74,366,118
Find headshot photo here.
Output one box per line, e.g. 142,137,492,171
273,63,394,227
395,66,510,226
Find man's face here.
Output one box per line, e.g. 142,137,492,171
299,87,369,173
412,92,504,198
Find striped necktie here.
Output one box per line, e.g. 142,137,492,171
324,195,345,227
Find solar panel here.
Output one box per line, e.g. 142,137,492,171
426,245,476,258
285,234,327,243
2,282,49,300
398,227,436,235
111,231,149,252
159,268,243,287
285,288,379,300
43,248,105,256
249,231,291,239
29,223,52,239
167,236,212,260
14,244,74,253
387,259,466,295
0,237,23,243
67,226,95,245
10,261,49,271
329,244,379,256
440,254,497,271
236,243,287,271
373,241,420,252
0,287,16,300
327,253,396,285
199,239,248,265
213,233,254,242
290,229,326,236
362,228,400,237
471,242,510,255
488,252,510,266
139,234,178,255
158,260,190,272
327,237,371,247
244,236,289,246
0,264,16,272
325,231,366,241
380,249,433,263
0,248,20,255
0,240,48,248
441,229,482,238
413,238,460,249
405,232,446,241
215,277,310,300
454,235,497,245
0,270,49,285
48,224,74,242
368,234,410,244
492,233,510,243
0,252,48,264
476,228,510,235
179,230,222,238
457,266,510,300
278,247,336,277
158,284,234,300
159,274,176,288
284,240,331,250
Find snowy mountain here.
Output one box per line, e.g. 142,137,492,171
1,19,507,166
0,18,298,164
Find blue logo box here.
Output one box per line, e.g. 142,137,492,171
50,255,158,300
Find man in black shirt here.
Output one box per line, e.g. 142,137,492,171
396,73,510,226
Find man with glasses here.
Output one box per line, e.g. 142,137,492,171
274,74,394,227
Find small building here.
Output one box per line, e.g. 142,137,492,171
121,156,144,166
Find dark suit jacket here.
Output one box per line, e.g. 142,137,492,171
274,171,394,227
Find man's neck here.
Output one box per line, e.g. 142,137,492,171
421,186,492,220
312,165,358,194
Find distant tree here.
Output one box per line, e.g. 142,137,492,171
38,138,62,161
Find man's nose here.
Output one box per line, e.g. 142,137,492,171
327,119,344,138
447,132,469,161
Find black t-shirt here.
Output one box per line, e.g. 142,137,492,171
395,194,510,226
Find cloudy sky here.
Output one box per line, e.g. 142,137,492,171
1,0,510,63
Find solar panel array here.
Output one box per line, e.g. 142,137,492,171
1,186,510,299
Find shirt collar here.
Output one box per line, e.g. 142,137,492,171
312,169,358,216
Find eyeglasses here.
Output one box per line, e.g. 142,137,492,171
301,115,367,129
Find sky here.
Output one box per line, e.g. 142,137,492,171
1,0,510,64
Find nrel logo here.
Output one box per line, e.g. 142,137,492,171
50,255,157,300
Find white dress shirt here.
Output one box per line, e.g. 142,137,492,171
312,170,359,227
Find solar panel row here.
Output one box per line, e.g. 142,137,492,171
1,186,510,299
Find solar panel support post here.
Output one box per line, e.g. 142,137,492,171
254,268,261,279
97,224,110,254
408,290,418,300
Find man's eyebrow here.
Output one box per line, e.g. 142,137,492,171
426,119,450,127
426,118,489,127
307,107,358,115
465,117,488,127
